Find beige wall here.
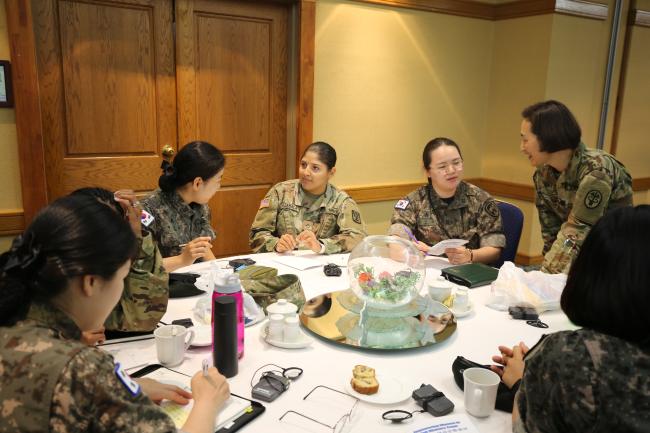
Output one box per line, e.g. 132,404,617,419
0,3,22,252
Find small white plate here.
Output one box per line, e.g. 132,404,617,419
451,301,474,318
190,324,212,347
344,374,411,404
260,323,313,349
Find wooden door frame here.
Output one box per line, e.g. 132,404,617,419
5,0,315,225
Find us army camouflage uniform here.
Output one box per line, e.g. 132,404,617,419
104,233,169,332
0,302,176,433
142,189,215,258
535,142,632,274
249,179,367,254
514,329,650,433
389,182,505,250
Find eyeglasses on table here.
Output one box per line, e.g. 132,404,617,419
279,385,359,433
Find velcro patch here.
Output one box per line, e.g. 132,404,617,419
351,210,361,224
259,198,270,209
394,199,410,210
140,210,155,227
114,362,141,396
584,190,603,209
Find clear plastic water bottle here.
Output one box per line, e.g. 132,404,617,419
211,270,245,359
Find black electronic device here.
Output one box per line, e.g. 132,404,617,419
323,263,342,277
229,258,256,270
412,384,454,417
251,371,290,402
508,305,539,320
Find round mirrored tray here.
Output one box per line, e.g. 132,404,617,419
299,290,457,351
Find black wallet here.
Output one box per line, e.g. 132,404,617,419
168,272,205,298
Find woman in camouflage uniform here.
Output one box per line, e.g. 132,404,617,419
0,195,229,433
492,206,650,433
389,137,505,265
250,142,367,254
520,100,632,274
143,141,225,272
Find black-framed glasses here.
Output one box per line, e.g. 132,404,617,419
250,363,303,393
279,385,359,433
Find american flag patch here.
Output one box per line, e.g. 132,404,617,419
394,199,410,210
259,198,270,209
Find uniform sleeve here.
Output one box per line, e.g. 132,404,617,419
104,234,169,332
541,170,613,274
388,196,419,242
249,187,281,253
515,333,598,433
476,198,506,248
321,198,367,254
49,349,176,433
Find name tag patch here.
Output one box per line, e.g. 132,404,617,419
394,199,410,210
114,362,141,396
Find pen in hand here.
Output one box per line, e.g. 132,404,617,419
202,359,218,387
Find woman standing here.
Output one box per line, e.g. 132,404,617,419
143,141,225,272
389,137,504,265
250,141,366,254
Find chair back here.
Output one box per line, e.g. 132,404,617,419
494,200,524,268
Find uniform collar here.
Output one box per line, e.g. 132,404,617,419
163,189,202,217
427,181,469,209
295,182,333,208
26,301,82,341
561,142,586,181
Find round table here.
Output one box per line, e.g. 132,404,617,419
106,252,573,433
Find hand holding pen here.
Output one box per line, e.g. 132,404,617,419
190,359,230,411
402,226,431,255
179,236,213,263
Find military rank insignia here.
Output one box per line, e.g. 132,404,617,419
395,199,410,210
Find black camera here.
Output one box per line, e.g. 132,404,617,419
412,384,454,417
229,258,256,270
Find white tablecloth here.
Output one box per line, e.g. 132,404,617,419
106,253,574,433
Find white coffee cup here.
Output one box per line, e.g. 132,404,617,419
428,278,453,302
454,287,469,312
463,367,500,417
154,325,195,367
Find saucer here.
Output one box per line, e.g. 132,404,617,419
245,308,266,327
344,374,411,404
189,324,212,347
450,301,474,318
260,323,313,349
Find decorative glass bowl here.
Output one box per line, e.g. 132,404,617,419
348,235,425,309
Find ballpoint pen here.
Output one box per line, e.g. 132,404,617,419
202,358,209,377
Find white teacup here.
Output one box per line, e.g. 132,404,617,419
463,367,500,417
154,325,195,367
428,278,453,303
454,287,469,312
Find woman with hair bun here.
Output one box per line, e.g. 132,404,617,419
143,141,225,272
0,195,230,433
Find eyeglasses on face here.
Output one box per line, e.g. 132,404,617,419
431,158,463,173
279,385,359,433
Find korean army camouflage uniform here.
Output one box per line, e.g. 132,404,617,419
104,233,169,332
389,182,506,250
535,142,632,274
514,329,650,433
249,179,367,254
142,189,216,258
0,302,176,433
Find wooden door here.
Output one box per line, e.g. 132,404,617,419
31,0,176,198
176,0,289,256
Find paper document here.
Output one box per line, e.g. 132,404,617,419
143,367,250,430
412,414,479,433
428,239,469,256
271,254,323,271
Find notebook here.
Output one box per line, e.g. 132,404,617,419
441,263,499,288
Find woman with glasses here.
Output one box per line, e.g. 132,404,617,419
389,137,505,265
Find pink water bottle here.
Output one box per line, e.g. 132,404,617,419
212,272,245,359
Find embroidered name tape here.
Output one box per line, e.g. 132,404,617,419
394,199,410,210
114,362,141,396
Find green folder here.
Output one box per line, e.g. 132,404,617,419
441,263,499,288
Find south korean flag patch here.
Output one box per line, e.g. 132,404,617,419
394,199,410,210
114,362,141,396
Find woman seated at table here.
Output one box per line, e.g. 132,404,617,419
492,205,650,433
249,141,367,254
143,141,225,272
0,195,229,433
389,137,505,265
71,187,168,341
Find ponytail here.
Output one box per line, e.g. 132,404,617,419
158,141,225,192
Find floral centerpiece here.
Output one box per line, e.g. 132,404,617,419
348,235,425,308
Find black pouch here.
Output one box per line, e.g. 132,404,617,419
168,272,205,298
451,356,514,412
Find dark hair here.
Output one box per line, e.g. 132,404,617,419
422,137,462,170
0,195,137,326
159,141,225,192
521,100,582,152
302,141,337,170
561,205,650,344
71,187,125,219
